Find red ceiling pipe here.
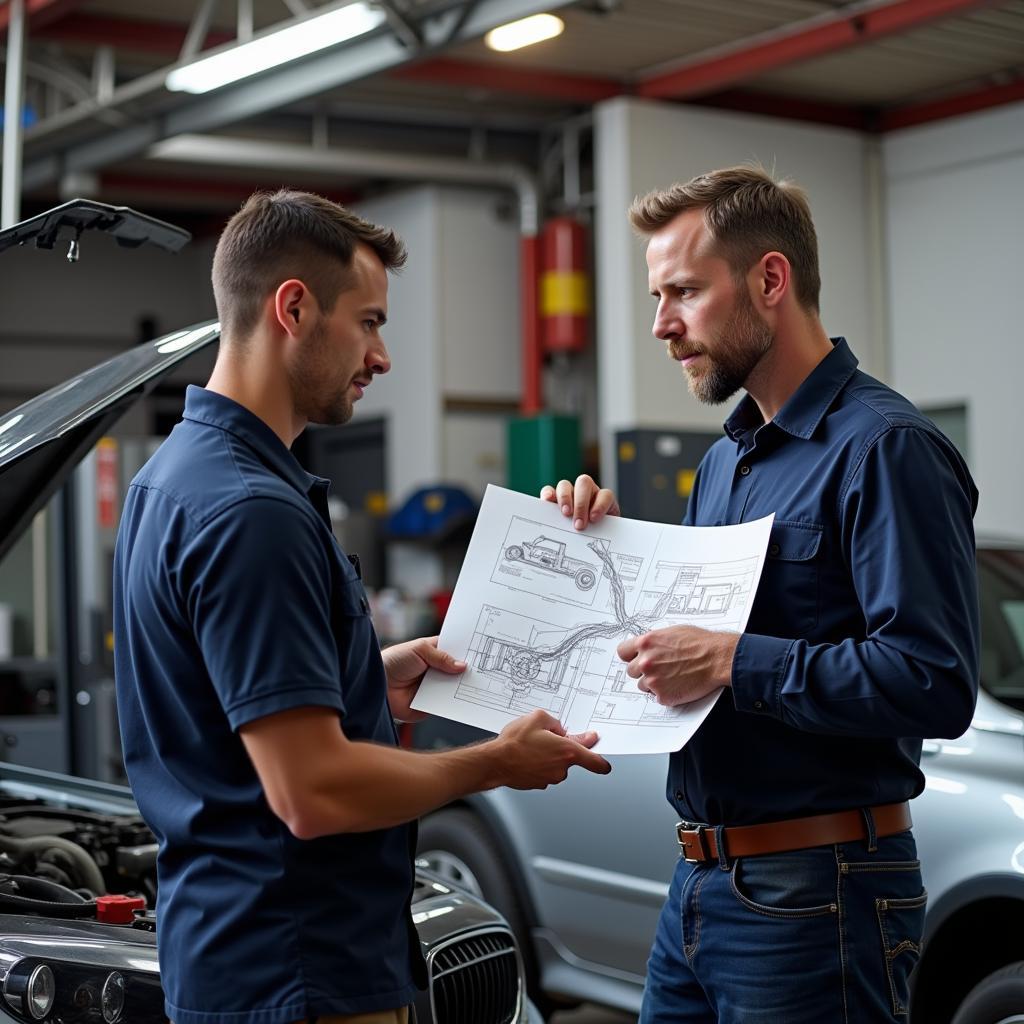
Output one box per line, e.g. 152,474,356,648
878,77,1024,131
638,0,1003,100
33,12,234,53
0,0,83,36
520,233,543,415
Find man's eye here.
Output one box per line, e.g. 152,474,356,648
363,320,377,331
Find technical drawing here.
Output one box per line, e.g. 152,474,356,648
504,535,599,591
591,668,691,726
637,558,757,625
459,605,606,714
413,487,775,751
467,540,669,713
466,546,761,721
492,516,626,608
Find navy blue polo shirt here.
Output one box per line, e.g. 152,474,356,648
672,338,980,826
113,386,422,1024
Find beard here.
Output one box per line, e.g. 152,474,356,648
289,315,355,426
671,289,773,405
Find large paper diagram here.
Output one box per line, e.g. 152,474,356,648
411,485,774,754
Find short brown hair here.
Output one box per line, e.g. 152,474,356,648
628,165,821,312
212,189,407,339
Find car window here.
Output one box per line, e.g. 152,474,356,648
977,546,1024,713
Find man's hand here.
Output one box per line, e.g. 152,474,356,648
540,474,620,531
382,636,466,723
616,625,739,707
492,709,611,789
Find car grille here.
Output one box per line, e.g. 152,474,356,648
427,927,520,1024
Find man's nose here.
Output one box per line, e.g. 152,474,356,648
653,304,682,342
367,339,391,375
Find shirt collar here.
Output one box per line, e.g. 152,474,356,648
182,385,325,499
724,337,859,443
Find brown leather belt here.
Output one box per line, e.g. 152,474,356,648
676,802,912,863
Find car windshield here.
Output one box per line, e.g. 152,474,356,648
977,545,1024,713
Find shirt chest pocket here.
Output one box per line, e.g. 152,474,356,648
332,575,377,676
758,521,823,636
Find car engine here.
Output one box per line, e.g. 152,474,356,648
0,797,156,908
0,782,533,1024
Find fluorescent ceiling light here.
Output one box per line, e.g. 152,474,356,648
485,13,564,52
166,2,386,94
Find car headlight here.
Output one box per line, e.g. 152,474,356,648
100,973,124,1024
3,963,55,1020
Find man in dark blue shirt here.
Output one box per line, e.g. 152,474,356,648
114,190,610,1024
543,166,978,1022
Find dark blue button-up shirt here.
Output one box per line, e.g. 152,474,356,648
671,339,979,826
114,387,421,1024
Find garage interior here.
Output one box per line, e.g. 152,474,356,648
1,3,1024,1020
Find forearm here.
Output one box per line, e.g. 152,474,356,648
285,738,505,838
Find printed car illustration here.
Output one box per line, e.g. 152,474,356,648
504,535,599,591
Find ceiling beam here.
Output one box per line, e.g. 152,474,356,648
637,0,1005,100
99,172,358,207
22,0,579,193
695,88,873,130
394,56,622,102
33,13,234,55
0,0,82,35
878,76,1024,130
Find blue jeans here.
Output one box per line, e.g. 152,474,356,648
639,830,926,1023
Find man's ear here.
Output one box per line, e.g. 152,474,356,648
273,279,311,338
755,252,791,310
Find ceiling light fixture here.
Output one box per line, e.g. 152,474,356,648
485,13,564,52
166,2,386,95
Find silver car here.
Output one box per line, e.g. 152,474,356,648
416,540,1024,1023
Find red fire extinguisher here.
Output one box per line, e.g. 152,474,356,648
539,216,589,355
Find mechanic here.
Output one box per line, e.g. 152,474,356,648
113,189,610,1024
542,165,979,1023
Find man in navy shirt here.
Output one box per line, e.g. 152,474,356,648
543,166,979,1022
114,189,610,1024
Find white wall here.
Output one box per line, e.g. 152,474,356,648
437,189,521,402
594,97,878,486
354,185,521,507
352,188,445,506
884,102,1024,536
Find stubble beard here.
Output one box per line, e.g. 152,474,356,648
290,315,355,426
684,290,773,405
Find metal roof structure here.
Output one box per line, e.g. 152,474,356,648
4,0,1024,214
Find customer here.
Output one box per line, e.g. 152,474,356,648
543,165,978,1023
114,189,610,1024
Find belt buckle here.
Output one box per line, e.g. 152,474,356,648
676,821,710,863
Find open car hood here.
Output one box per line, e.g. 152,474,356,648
0,321,220,562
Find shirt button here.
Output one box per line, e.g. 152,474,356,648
739,464,751,476
753,700,766,711
674,790,684,802
768,543,780,557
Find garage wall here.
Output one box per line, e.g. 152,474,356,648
593,97,878,487
353,185,521,506
883,102,1024,537
351,187,444,505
